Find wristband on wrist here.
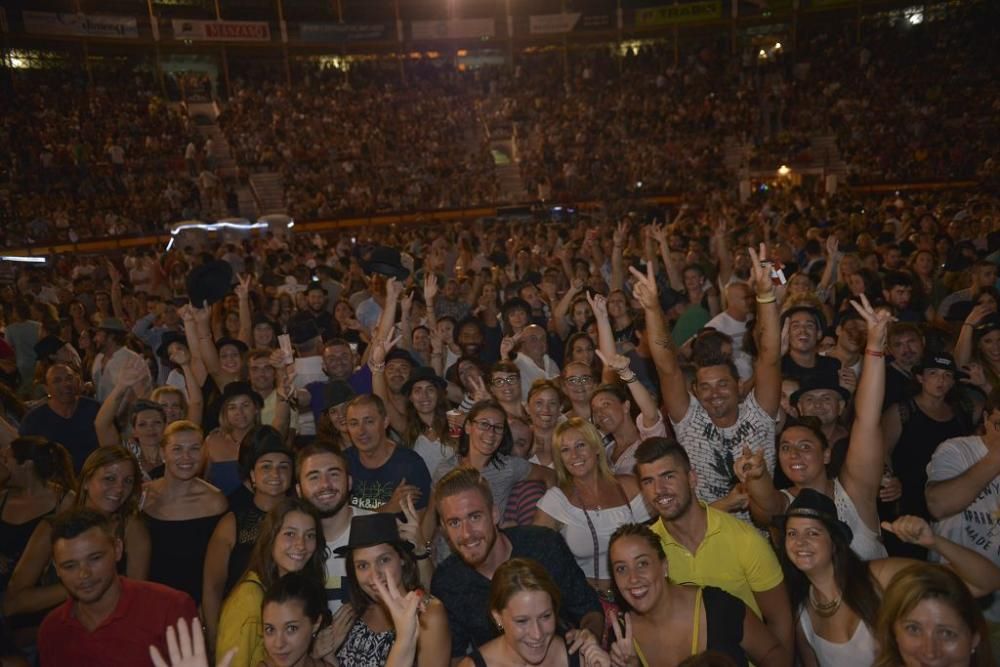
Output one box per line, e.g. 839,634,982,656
368,360,386,373
865,349,885,357
755,294,777,304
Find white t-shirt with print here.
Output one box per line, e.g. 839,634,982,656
926,436,1000,621
671,391,777,513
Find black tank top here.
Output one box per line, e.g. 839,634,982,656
0,491,62,593
225,502,267,594
892,398,968,520
145,513,223,604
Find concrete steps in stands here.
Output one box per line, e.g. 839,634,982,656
195,124,238,179
237,186,259,220
810,134,848,175
490,138,529,204
250,172,287,216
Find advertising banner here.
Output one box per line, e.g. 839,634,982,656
635,1,723,27
579,13,613,31
171,19,271,42
410,18,495,40
299,22,389,43
22,11,139,39
528,13,581,34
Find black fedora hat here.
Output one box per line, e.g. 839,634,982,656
401,366,448,396
186,260,235,306
323,380,357,412
773,488,853,545
333,513,411,557
215,337,249,355
912,353,968,380
790,376,851,407
156,330,188,362
220,380,263,409
239,425,294,478
361,246,410,281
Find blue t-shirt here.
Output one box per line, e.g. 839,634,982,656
20,397,101,471
345,445,431,511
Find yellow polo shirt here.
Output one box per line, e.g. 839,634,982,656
651,502,783,618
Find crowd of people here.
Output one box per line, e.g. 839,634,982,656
2,4,998,249
0,175,998,666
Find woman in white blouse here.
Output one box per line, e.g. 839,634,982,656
532,417,650,599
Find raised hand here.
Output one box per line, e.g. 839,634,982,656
850,293,895,349
881,515,936,548
372,572,422,649
628,263,659,311
192,301,211,327
747,244,775,297
838,367,858,394
965,302,994,327
118,354,151,389
370,333,402,366
579,642,612,667
961,362,988,389
423,273,438,302
149,617,235,667
825,235,840,257
585,292,608,321
649,222,667,247
400,290,414,316
177,304,195,326
234,274,251,300
500,332,521,360
565,628,598,656
396,494,425,552
609,613,639,667
715,483,750,513
468,375,491,403
595,349,630,374
613,222,629,248
168,344,192,368
384,477,422,514
733,445,766,483
268,348,287,370
385,277,403,301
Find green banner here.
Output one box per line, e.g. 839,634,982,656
635,1,724,27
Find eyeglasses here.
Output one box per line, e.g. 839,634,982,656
564,376,594,386
491,376,520,387
472,420,505,434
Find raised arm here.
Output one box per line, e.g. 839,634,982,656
550,280,584,340
817,236,841,295
610,221,627,293
628,263,690,422
95,355,150,448
597,350,659,428
839,295,890,523
108,262,127,321
178,305,208,387
714,218,733,288
877,516,1000,597
235,275,253,348
955,304,991,366
734,445,787,527
586,292,618,386
370,334,408,436
926,434,1000,520
175,346,204,426
650,223,684,292
748,244,781,418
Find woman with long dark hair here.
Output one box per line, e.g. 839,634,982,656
777,489,1000,666
202,427,295,652
216,498,326,667
607,523,788,667
336,513,449,667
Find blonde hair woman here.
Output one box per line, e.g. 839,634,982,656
533,418,649,598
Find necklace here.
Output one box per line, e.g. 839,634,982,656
808,586,843,618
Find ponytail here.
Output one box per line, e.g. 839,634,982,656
9,437,76,492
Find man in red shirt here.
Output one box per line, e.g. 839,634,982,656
38,509,197,666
